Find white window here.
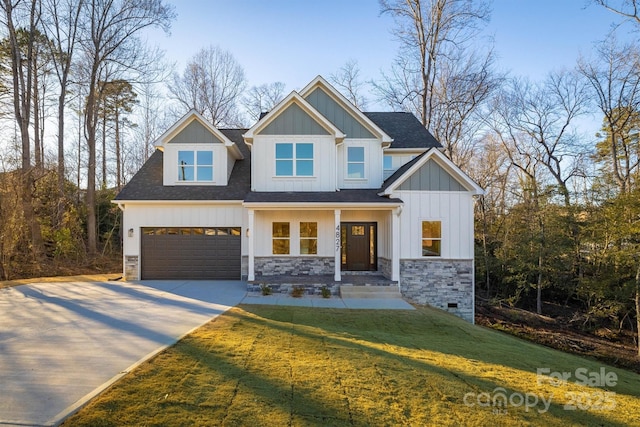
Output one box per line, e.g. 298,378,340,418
422,221,441,256
347,146,365,179
300,222,318,255
178,150,213,181
275,143,313,176
383,155,394,179
272,222,290,254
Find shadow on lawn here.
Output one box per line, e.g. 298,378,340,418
214,305,639,426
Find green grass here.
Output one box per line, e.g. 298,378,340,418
63,305,640,426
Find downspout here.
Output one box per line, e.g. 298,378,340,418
335,140,344,191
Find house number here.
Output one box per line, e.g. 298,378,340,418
335,225,340,252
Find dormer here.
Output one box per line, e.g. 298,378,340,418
157,110,244,186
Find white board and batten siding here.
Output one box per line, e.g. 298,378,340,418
251,135,337,192
254,210,334,257
253,210,392,259
122,203,246,257
337,139,384,189
395,191,475,259
162,143,231,187
161,118,233,186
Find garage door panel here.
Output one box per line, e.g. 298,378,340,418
141,227,241,280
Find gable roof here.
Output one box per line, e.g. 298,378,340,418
380,148,483,196
114,129,251,201
155,109,243,159
243,91,346,143
364,112,441,150
300,76,393,144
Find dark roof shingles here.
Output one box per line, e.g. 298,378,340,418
244,190,401,204
116,113,440,201
364,112,441,149
114,129,251,201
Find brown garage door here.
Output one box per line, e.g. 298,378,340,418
141,227,241,280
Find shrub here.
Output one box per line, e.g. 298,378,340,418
321,286,331,298
291,286,304,298
260,284,272,296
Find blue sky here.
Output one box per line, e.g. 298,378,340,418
151,0,636,98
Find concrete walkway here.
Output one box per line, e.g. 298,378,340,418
0,280,246,427
0,280,414,426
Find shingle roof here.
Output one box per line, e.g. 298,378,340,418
244,190,401,204
114,113,441,202
114,129,251,201
380,150,429,192
364,112,441,149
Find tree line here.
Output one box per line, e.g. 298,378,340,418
0,0,639,354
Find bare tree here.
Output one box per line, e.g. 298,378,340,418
594,0,640,23
135,81,165,162
375,0,498,166
578,37,640,194
494,72,589,208
329,59,368,109
429,48,501,167
79,0,174,253
0,0,45,258
169,45,246,127
41,0,83,202
242,81,285,123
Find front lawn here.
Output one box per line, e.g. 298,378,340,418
63,305,640,426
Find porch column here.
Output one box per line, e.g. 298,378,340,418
391,207,401,281
334,209,341,281
248,209,255,281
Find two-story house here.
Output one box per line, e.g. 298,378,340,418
113,76,483,322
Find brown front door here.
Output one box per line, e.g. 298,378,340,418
342,222,376,271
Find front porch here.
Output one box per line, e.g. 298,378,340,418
248,272,399,297
244,204,403,284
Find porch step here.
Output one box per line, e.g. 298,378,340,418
340,285,402,299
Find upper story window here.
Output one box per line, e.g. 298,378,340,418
178,150,213,182
275,143,313,176
383,155,393,179
347,146,365,179
422,221,442,256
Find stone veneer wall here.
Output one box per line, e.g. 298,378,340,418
400,259,474,323
254,256,334,276
125,255,139,280
241,256,248,280
378,257,391,279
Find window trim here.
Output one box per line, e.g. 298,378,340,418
346,145,366,180
272,222,290,255
299,222,318,255
421,220,442,257
274,142,314,177
177,150,214,182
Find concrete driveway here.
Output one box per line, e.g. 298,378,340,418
0,280,246,426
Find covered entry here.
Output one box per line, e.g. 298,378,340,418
341,222,377,271
141,227,241,279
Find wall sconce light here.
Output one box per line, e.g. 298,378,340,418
246,228,250,237
128,228,134,238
